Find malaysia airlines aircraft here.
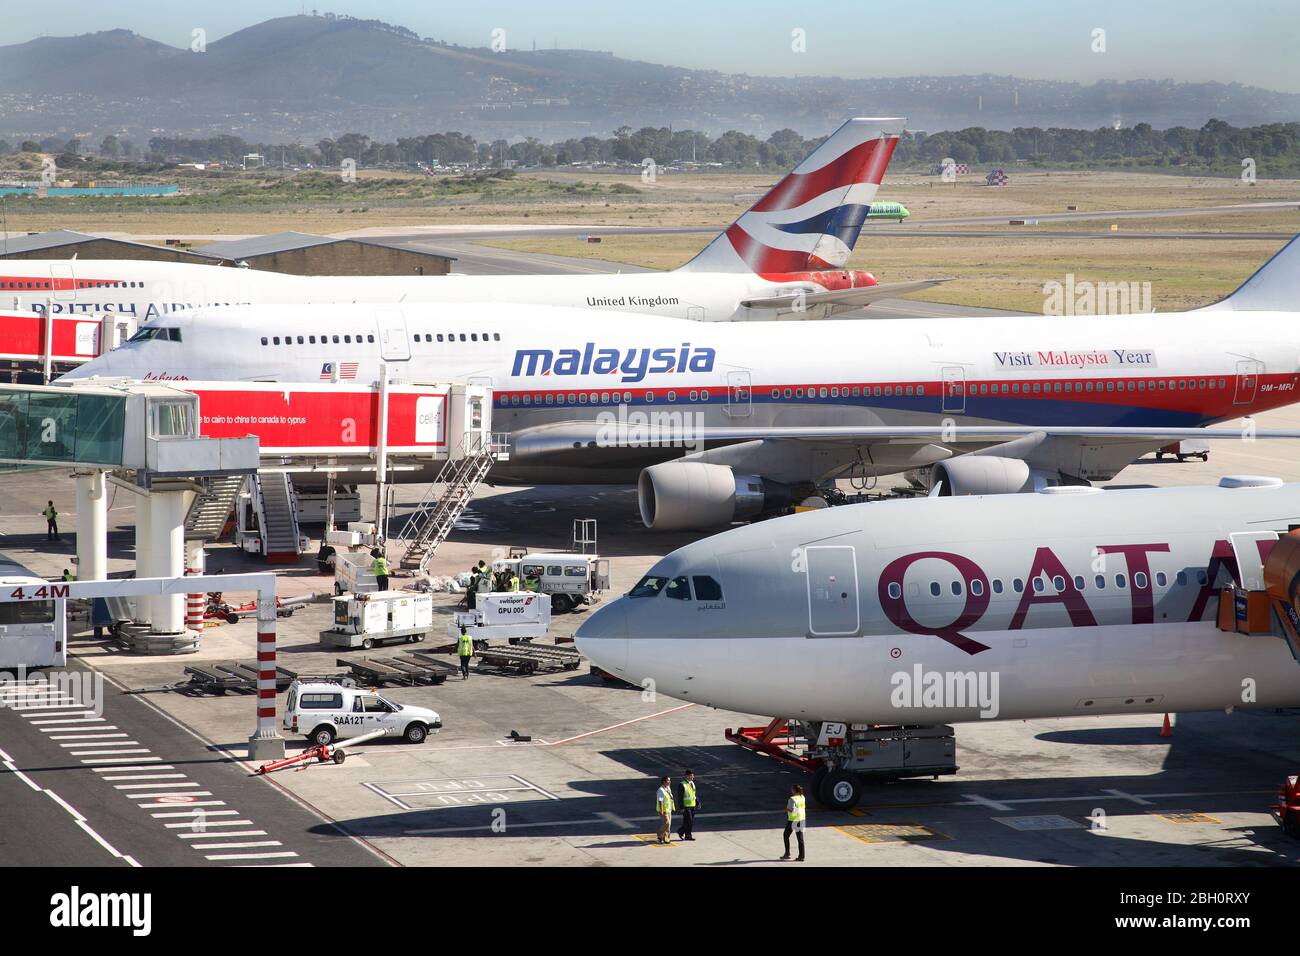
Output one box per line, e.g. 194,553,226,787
0,118,949,368
574,478,1300,804
62,234,1300,530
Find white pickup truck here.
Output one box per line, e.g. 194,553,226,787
284,680,442,746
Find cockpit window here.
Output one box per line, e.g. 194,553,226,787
128,327,181,343
629,575,667,598
692,576,723,601
665,576,691,601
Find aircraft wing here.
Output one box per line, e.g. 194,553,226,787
739,278,955,316
511,421,1296,460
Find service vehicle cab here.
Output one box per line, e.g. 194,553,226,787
284,679,442,745
0,556,66,674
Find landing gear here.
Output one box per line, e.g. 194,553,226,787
819,769,863,810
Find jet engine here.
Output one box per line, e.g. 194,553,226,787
930,456,1070,496
637,462,791,530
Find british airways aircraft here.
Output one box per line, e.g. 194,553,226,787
575,478,1300,807
61,233,1300,530
0,118,945,368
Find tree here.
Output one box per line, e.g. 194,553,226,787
100,135,122,158
20,140,40,153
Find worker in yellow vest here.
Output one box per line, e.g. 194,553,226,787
61,569,74,582
677,769,698,841
370,549,389,592
781,783,806,861
509,572,520,592
655,774,674,844
43,500,59,541
457,625,474,680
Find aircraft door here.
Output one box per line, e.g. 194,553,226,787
376,309,411,362
687,306,706,322
941,366,966,414
49,261,76,302
1233,359,1262,405
726,369,752,417
805,545,860,636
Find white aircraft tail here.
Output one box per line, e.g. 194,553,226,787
675,117,905,276
1203,234,1300,311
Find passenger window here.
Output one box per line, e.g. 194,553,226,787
1134,572,1148,589
929,582,941,597
1095,574,1105,590
547,566,562,577
970,579,984,596
887,582,902,599
665,577,692,601
564,567,586,577
260,337,268,345
692,576,723,601
950,581,962,596
1074,576,1084,590
1115,574,1127,588
991,579,1003,594
344,335,352,343
1033,577,1045,593
1155,572,1167,587
273,336,280,345
1013,579,1023,593
1052,575,1065,592
363,697,392,713
1176,571,1187,586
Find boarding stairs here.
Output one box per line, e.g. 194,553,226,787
183,473,245,542
399,432,508,575
254,472,303,563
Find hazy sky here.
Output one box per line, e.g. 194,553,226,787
5,0,1298,93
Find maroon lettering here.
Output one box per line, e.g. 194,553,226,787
879,551,991,655
1096,543,1171,624
1009,547,1097,629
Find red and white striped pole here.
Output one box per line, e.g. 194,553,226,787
185,543,205,631
248,594,285,760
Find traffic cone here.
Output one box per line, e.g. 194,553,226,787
1160,713,1173,738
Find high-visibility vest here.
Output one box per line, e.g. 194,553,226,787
62,571,74,582
457,631,473,656
682,780,697,808
371,556,389,577
524,578,539,592
787,794,806,822
43,506,56,520
657,786,674,814
509,575,520,592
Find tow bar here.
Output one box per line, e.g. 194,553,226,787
255,728,388,774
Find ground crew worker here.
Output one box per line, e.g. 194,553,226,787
61,568,74,582
509,571,520,592
655,775,674,844
523,574,540,592
457,625,474,680
370,548,389,592
43,500,58,541
467,566,481,609
677,769,698,841
780,783,806,861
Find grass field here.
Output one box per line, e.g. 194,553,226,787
1,166,1295,313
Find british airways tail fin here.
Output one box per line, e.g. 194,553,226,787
1201,234,1300,311
675,116,905,276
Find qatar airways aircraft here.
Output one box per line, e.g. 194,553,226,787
0,117,946,368
574,477,1300,806
61,234,1300,530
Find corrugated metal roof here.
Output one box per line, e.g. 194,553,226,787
197,231,339,260
0,229,216,258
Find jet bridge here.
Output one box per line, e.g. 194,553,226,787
0,381,258,650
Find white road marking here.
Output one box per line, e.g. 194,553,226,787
81,756,162,764
1102,788,1156,806
92,764,172,772
29,716,106,724
114,781,198,790
179,830,267,839
159,812,243,823
43,724,118,732
196,841,284,850
963,793,1015,812
139,799,226,809
128,791,212,800
235,863,314,867
56,735,133,742
204,851,299,861
595,811,636,830
70,747,150,756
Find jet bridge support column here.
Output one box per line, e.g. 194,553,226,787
148,486,188,636
74,470,107,582
132,495,153,625
249,596,285,760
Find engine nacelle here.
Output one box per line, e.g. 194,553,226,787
931,456,1063,496
638,462,786,530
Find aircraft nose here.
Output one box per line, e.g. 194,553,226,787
574,600,629,675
